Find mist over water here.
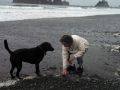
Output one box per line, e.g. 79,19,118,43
0,3,120,22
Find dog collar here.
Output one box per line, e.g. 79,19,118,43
37,46,46,55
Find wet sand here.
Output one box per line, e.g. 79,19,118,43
0,14,120,89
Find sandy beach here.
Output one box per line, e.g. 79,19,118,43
0,14,120,89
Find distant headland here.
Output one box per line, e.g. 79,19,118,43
95,0,109,7
13,0,69,5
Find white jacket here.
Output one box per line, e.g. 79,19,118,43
62,35,89,69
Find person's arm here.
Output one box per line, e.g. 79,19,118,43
62,45,69,75
62,45,69,70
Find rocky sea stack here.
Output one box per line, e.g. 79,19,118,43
13,0,69,5
95,0,109,7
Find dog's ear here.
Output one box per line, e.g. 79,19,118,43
41,42,54,51
42,42,50,49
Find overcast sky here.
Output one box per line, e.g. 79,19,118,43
0,0,120,7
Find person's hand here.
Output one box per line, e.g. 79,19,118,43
62,69,67,76
69,56,75,64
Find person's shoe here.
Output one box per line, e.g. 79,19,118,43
67,64,76,72
75,66,83,74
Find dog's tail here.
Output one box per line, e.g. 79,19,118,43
4,39,13,55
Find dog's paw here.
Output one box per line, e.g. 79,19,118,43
11,76,15,79
38,74,42,77
17,76,23,79
36,72,41,77
19,77,23,80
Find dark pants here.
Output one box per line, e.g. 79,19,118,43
68,48,88,67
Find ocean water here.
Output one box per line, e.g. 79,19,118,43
0,3,120,22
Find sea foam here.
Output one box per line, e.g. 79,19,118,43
0,4,120,22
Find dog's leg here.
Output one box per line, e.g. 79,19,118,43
35,64,41,76
10,64,15,79
16,62,22,79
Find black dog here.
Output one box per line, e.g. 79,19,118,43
4,40,54,79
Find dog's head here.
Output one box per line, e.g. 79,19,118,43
40,42,54,52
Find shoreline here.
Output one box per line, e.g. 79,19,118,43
0,14,120,22
0,14,120,89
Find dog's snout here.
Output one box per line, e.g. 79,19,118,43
52,48,54,51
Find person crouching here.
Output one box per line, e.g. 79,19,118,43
60,35,89,75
